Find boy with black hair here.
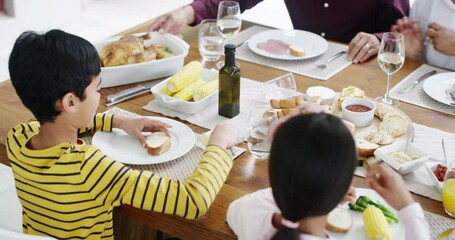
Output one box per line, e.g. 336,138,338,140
7,29,238,239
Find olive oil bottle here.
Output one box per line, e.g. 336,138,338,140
218,44,240,118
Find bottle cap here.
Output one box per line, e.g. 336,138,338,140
224,44,236,54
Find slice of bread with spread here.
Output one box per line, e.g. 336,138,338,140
146,132,171,156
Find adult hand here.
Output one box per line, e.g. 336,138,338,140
149,6,195,34
391,17,423,60
113,116,172,147
208,123,239,150
348,32,379,64
340,185,356,205
365,163,415,210
426,23,455,56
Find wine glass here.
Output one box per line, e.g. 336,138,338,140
443,161,455,217
216,1,241,69
198,19,224,69
246,108,277,160
376,32,405,107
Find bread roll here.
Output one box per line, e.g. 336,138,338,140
326,207,353,233
289,45,305,57
355,138,379,156
146,132,171,156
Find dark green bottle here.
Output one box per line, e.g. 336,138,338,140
218,44,240,118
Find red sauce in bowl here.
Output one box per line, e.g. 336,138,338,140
346,104,372,112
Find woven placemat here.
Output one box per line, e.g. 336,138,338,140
230,26,351,81
390,64,455,116
82,107,245,180
425,211,455,239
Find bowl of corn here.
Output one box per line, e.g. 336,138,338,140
150,61,219,114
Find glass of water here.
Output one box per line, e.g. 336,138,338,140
198,19,224,63
246,108,277,160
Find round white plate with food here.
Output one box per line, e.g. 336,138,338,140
92,117,195,165
327,188,405,239
422,72,455,107
247,29,328,60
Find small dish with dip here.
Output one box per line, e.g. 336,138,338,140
424,162,445,192
374,140,430,174
341,98,376,127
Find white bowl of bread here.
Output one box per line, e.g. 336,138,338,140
374,140,430,174
93,32,189,88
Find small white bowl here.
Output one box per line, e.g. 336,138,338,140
341,98,376,127
424,162,444,192
374,140,430,175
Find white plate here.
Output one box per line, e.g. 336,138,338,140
92,117,195,165
328,188,404,239
247,29,328,60
422,72,455,107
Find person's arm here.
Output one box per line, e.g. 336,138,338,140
77,113,113,134
226,188,280,240
398,203,430,240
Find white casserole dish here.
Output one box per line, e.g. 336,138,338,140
151,68,218,115
93,32,189,88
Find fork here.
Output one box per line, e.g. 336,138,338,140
316,51,347,69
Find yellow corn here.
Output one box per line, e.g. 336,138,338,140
166,61,203,93
160,85,173,96
363,206,392,240
173,79,205,101
193,79,219,101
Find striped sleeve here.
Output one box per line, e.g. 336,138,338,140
77,113,113,134
83,145,233,219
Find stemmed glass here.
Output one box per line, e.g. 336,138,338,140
216,0,241,68
376,32,405,107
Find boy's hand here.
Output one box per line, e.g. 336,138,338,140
113,116,172,147
366,163,414,210
208,123,239,150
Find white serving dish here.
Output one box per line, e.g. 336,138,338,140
424,161,444,192
151,68,218,115
341,98,376,128
374,140,430,174
93,32,189,88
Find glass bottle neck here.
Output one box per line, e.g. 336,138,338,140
225,53,236,66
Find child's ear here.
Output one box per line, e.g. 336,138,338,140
57,92,78,113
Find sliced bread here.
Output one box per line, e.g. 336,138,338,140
326,207,353,233
355,138,379,156
146,132,171,156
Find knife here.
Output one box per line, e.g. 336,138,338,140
106,81,161,107
398,70,437,94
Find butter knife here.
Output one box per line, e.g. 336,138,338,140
398,70,437,94
106,81,161,107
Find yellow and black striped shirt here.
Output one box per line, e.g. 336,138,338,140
6,113,232,240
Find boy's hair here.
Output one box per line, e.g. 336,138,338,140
269,113,357,240
8,29,101,123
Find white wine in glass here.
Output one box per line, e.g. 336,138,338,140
376,32,405,107
216,1,242,40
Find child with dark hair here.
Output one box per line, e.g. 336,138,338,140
227,109,429,240
7,29,238,239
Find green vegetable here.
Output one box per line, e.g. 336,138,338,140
348,195,399,223
164,46,173,54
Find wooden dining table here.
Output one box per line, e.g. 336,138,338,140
1,20,454,240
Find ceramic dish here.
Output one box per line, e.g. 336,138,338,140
247,29,328,60
341,98,376,128
422,72,455,107
374,140,430,174
92,32,189,88
92,117,195,165
151,68,218,115
424,161,444,192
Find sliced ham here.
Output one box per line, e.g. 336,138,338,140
257,39,289,55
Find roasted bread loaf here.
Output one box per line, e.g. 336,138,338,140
146,132,171,156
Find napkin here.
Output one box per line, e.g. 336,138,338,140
355,123,455,202
229,26,352,81
143,78,269,138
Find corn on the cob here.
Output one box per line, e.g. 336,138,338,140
166,61,203,93
173,79,205,101
193,79,219,101
363,206,392,240
160,85,174,96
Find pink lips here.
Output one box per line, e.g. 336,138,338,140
257,39,289,55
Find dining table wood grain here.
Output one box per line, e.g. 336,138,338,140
0,20,454,240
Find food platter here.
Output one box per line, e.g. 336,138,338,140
327,188,405,239
247,29,328,60
92,117,195,165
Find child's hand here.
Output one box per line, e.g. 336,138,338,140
208,123,239,150
366,163,414,210
113,116,172,147
340,185,356,205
